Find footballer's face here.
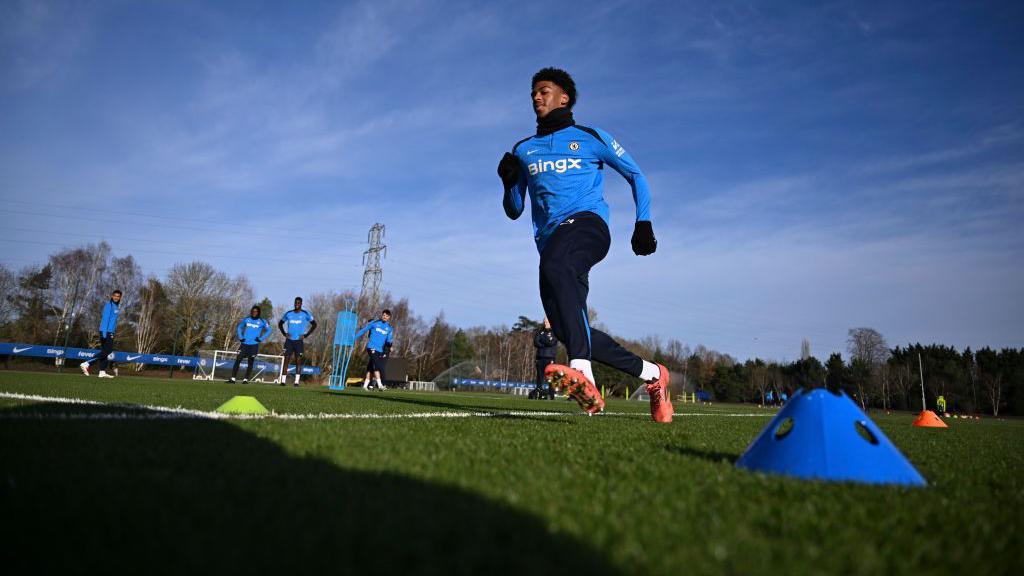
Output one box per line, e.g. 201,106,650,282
250,308,259,318
381,312,391,322
111,292,122,303
294,298,302,311
532,81,569,118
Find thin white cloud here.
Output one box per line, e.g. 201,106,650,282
0,0,97,90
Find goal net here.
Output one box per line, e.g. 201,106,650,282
194,349,285,384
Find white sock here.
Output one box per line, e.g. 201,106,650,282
569,359,595,384
294,374,301,384
640,361,661,382
374,377,382,387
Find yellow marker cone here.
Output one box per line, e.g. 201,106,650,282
215,396,269,415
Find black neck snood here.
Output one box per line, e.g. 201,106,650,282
536,107,574,136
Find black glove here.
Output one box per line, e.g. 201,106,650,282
631,221,657,256
383,342,393,357
497,152,520,189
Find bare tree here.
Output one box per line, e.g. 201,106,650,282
889,361,913,410
666,339,689,364
106,255,143,310
47,242,111,346
984,372,1003,417
848,328,889,366
747,359,769,404
134,277,165,369
418,312,452,381
0,264,16,326
976,348,1004,416
878,362,893,410
847,327,889,409
210,275,254,351
166,262,227,356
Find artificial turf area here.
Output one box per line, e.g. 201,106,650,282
1,370,1021,575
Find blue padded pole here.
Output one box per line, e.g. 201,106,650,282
328,298,359,390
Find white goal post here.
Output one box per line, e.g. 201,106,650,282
193,349,285,384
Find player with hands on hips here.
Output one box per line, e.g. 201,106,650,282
278,296,317,387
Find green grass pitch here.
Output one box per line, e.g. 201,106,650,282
1,370,1021,575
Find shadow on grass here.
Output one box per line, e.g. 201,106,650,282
665,444,739,464
323,388,579,421
0,403,621,575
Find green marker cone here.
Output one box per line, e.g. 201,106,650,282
215,396,269,415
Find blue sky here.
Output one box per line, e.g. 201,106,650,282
1,0,1022,362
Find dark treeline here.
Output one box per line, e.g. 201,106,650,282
1,243,1020,415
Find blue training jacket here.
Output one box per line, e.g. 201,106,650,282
236,317,271,345
504,124,652,252
98,300,120,337
356,320,394,352
281,309,315,340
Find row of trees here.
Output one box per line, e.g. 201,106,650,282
688,340,1022,417
1,243,1021,415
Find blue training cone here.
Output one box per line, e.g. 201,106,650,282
736,388,926,486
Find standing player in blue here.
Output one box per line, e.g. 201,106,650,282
80,289,121,379
229,305,271,384
278,297,317,387
355,309,394,391
498,68,673,422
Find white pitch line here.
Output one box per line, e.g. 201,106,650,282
0,391,773,421
0,391,229,419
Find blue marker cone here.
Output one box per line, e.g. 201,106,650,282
736,388,926,486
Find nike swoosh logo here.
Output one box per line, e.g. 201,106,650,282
126,355,142,361
527,149,540,155
13,346,31,353
216,362,227,367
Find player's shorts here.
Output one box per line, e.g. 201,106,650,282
366,349,386,372
284,339,304,356
239,343,259,358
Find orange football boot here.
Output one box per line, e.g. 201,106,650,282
645,364,673,423
545,363,605,415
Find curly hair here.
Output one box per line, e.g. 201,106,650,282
532,67,577,109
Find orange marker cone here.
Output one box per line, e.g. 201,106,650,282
913,410,948,428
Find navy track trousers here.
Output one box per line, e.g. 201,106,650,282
538,211,643,378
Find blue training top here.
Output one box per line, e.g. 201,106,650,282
237,317,271,345
504,124,652,252
355,320,394,352
281,309,315,340
98,300,120,337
